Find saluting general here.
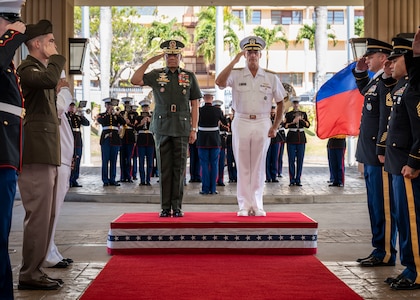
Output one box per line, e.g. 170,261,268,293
216,36,286,217
131,40,201,218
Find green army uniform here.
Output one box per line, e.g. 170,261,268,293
143,67,201,213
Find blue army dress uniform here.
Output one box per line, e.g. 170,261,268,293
119,97,138,183
352,38,398,266
197,96,224,194
97,98,126,186
0,1,26,297
384,38,420,290
135,99,155,186
143,40,202,216
225,111,237,183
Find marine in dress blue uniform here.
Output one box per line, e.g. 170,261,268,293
197,92,224,195
284,97,310,186
214,99,228,186
327,136,346,186
130,39,201,217
68,101,90,187
97,98,126,186
266,105,281,183
134,99,155,186
0,1,26,296
352,38,398,267
225,110,237,183
384,36,420,290
119,97,138,183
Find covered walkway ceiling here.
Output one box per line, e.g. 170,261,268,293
75,0,363,6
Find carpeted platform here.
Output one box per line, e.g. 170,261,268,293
80,254,363,300
107,212,318,255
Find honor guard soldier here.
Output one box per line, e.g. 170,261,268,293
131,104,139,180
352,38,399,267
225,108,237,183
131,39,201,217
197,91,224,195
68,101,90,187
216,36,286,217
134,99,155,186
119,97,137,183
97,98,126,186
213,99,228,187
266,105,281,183
384,36,420,290
18,18,67,290
284,97,310,186
0,0,26,296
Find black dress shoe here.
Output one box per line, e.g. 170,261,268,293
295,183,302,186
103,183,109,187
199,191,209,195
360,256,395,267
49,260,69,268
272,179,279,183
289,183,295,186
329,183,344,187
146,182,151,186
217,182,225,186
356,254,373,263
132,177,138,180
72,182,83,187
385,273,404,284
265,179,271,183
159,209,171,217
110,182,121,186
173,210,184,217
62,258,73,264
18,276,62,290
209,191,218,194
390,277,420,290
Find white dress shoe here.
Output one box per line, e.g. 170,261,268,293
254,209,266,217
237,209,249,217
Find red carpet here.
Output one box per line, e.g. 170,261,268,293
80,254,362,300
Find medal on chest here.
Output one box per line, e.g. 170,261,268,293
179,72,190,95
157,72,170,93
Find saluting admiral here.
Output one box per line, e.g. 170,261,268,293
216,35,287,217
130,39,201,218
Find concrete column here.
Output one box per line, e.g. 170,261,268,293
364,0,420,41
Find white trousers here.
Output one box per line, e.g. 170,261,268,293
232,116,271,211
42,164,71,267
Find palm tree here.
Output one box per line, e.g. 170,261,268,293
194,6,242,85
295,7,337,92
253,25,289,69
146,18,189,57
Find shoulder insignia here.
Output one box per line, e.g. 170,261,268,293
417,102,420,118
386,92,392,107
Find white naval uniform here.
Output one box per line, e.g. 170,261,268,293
224,66,286,212
42,87,74,267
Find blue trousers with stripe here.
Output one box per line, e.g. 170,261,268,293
392,174,420,282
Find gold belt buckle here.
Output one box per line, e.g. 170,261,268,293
171,104,177,112
249,115,256,119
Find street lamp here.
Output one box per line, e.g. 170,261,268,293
349,37,367,60
69,38,88,75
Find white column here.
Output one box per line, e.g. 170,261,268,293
215,6,224,106
81,6,92,166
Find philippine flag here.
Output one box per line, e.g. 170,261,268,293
315,62,366,139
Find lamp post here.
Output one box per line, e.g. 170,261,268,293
348,37,367,61
69,38,88,75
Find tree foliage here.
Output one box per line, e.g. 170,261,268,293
295,23,337,50
354,18,364,37
253,25,288,69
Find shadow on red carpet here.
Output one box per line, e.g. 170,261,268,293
80,254,363,300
